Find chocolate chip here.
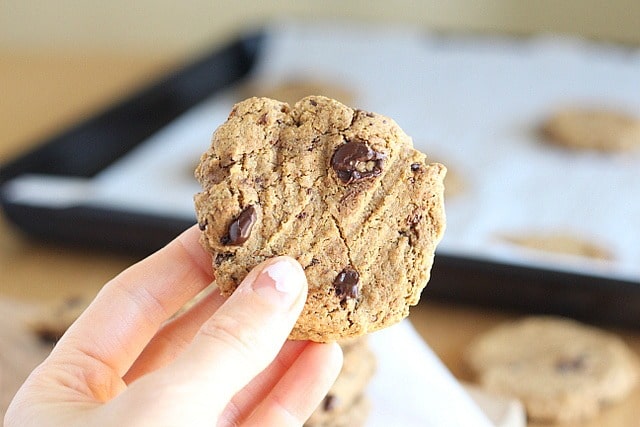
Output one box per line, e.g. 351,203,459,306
333,266,360,302
411,163,421,172
555,355,586,373
222,205,257,246
322,394,339,412
198,219,208,231
331,139,385,184
309,99,318,106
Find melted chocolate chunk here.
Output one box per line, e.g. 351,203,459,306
333,266,360,302
222,205,257,246
331,139,385,184
411,162,421,172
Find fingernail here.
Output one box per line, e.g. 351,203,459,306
253,257,306,301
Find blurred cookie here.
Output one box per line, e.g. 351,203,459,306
305,395,370,427
29,294,92,343
241,79,354,107
465,316,640,423
499,232,612,261
306,337,376,426
194,96,446,342
541,108,640,152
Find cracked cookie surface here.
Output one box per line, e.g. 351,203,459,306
194,96,446,342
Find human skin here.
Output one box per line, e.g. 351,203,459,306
5,225,343,427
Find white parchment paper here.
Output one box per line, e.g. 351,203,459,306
368,320,494,426
7,21,639,282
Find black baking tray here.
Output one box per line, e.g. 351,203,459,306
2,30,639,329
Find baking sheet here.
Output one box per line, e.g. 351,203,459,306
3,21,640,283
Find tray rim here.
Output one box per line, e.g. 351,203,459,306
1,28,638,329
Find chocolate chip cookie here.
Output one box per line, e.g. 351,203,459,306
240,79,354,107
194,96,446,342
305,395,370,427
541,108,640,152
306,337,376,426
498,232,613,261
29,294,92,344
464,316,640,423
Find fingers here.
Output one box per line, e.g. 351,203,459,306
123,286,226,383
139,256,309,419
176,256,306,396
218,340,311,425
243,342,343,427
52,225,214,378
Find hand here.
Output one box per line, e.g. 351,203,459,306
5,226,343,427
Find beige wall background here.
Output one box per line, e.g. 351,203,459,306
2,1,639,57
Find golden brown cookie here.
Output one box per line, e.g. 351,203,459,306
306,337,376,426
194,96,446,342
305,395,370,427
28,294,92,343
541,108,640,152
498,232,612,261
240,79,354,107
417,151,464,198
464,316,640,423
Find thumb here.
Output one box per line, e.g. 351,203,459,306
122,256,308,420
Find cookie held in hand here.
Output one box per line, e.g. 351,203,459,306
194,96,446,342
